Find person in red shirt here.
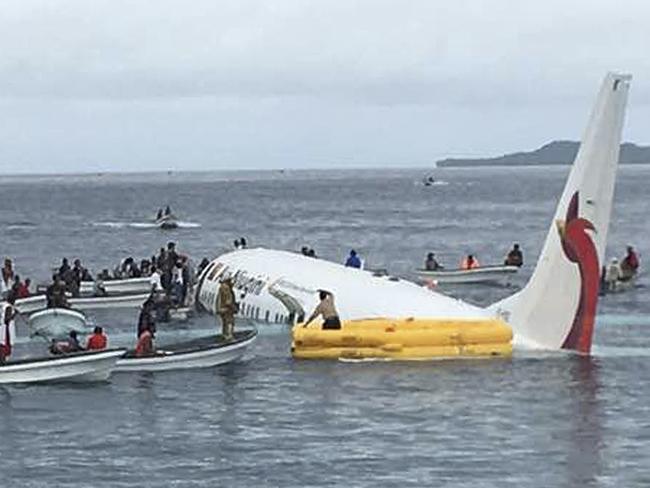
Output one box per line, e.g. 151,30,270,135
16,278,31,298
86,326,108,350
620,245,640,280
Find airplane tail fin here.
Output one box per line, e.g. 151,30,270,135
491,73,631,354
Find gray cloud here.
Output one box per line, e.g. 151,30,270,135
0,0,649,173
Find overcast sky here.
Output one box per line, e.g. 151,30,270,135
0,0,649,174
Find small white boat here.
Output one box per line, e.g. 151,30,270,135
70,293,150,311
155,214,179,230
0,349,126,384
80,277,152,296
415,265,520,285
115,330,257,373
28,308,87,337
16,292,150,314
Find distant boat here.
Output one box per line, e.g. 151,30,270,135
415,265,520,285
423,175,436,186
155,213,179,230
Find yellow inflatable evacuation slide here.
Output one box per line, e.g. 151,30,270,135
292,318,512,360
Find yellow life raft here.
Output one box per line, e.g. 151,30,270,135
291,317,512,360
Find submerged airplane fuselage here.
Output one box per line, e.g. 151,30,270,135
196,73,631,355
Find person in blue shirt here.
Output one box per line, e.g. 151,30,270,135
345,249,362,269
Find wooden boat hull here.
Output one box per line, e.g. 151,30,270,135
0,349,126,384
115,330,257,372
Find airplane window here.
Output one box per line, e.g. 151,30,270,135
265,310,270,322
255,307,260,320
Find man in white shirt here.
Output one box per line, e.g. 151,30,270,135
149,266,163,292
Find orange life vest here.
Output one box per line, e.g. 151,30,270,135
86,333,107,350
461,256,480,270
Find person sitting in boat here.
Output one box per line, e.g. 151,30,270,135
605,258,622,292
620,245,639,281
97,269,111,281
307,248,317,258
425,252,442,271
86,326,108,351
164,205,173,217
0,292,17,364
504,243,524,267
135,325,155,357
303,290,341,330
15,277,31,298
344,250,362,269
217,277,238,340
460,254,480,270
50,330,84,355
67,330,84,352
140,259,151,277
156,208,163,220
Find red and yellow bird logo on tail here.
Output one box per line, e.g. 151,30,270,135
556,192,599,354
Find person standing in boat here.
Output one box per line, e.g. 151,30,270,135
0,293,17,363
504,244,524,267
1,258,15,298
46,275,69,308
137,298,156,339
216,277,238,340
460,254,480,270
149,265,163,293
303,290,341,330
156,208,163,220
135,325,155,357
425,252,442,271
620,245,639,280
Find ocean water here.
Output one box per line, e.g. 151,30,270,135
0,166,649,487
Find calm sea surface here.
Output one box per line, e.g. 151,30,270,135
1,166,649,487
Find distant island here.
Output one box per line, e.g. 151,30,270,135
437,141,650,167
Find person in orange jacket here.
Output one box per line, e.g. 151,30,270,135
86,326,108,350
460,254,480,270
